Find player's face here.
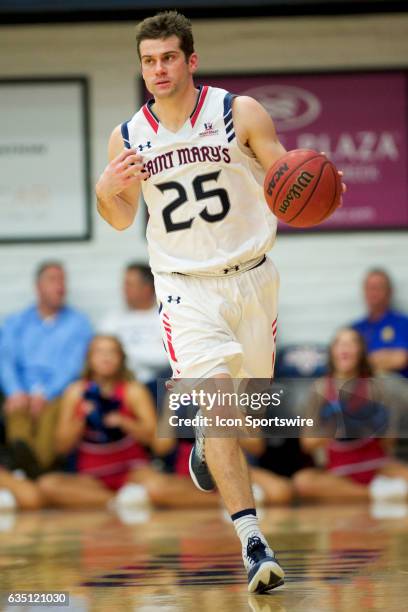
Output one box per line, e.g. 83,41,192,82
140,35,198,99
89,337,123,378
331,329,362,376
364,273,391,313
36,266,66,310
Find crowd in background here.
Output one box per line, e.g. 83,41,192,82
0,261,407,513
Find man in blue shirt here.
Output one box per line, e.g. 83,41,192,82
352,269,408,378
0,261,93,469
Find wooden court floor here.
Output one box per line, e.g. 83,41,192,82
1,504,408,611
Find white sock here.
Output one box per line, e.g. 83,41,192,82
231,509,270,552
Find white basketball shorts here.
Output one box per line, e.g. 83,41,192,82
154,256,279,380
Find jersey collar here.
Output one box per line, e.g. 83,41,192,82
142,85,209,134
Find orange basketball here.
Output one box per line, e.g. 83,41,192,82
264,149,342,228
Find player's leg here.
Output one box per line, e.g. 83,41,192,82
154,271,284,591
204,428,285,592
216,257,282,591
172,369,284,591
204,374,255,510
37,473,114,508
293,467,369,502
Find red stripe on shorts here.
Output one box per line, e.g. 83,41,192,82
162,311,178,363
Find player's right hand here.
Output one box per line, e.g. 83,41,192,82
96,148,150,201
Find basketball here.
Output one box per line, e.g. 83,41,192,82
264,149,342,228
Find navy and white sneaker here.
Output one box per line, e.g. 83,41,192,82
188,412,215,492
244,535,284,593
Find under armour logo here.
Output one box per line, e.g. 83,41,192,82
223,265,240,274
137,141,152,152
167,295,181,304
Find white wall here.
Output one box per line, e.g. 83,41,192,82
0,15,407,343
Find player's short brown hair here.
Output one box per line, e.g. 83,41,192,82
136,10,194,61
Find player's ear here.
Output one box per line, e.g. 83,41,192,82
188,52,199,74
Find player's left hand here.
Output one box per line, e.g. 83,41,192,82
338,170,346,208
321,152,346,208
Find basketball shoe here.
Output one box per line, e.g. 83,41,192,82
244,535,284,593
189,411,215,492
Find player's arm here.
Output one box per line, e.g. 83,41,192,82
233,96,346,198
95,125,150,230
232,96,287,172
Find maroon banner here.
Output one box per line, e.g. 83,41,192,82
196,71,408,232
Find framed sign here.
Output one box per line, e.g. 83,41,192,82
0,78,91,242
139,69,408,232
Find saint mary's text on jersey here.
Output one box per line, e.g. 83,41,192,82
142,144,232,178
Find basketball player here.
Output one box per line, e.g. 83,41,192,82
96,11,344,593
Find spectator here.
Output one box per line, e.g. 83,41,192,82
0,261,93,471
249,438,308,505
294,328,408,503
38,335,156,509
99,263,169,388
0,467,44,511
352,269,408,377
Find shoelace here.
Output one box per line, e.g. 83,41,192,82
195,429,206,464
194,413,207,464
246,536,267,565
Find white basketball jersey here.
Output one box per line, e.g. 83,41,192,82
122,86,277,274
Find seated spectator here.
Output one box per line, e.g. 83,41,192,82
294,328,408,503
99,263,170,392
0,261,93,471
249,438,307,505
37,335,156,509
352,269,408,377
0,465,43,511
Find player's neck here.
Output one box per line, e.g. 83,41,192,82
152,83,199,132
